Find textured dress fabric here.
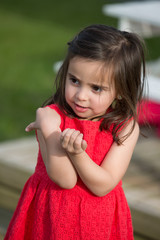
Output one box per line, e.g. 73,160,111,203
4,104,134,240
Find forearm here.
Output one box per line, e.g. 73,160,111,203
26,108,78,189
60,128,115,196
38,130,77,189
68,151,115,197
60,122,138,195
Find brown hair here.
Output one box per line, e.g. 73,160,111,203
45,24,146,144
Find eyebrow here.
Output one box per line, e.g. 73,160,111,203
68,73,81,81
68,72,110,90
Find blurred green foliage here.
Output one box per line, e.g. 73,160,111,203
0,0,160,141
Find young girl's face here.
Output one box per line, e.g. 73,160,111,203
65,57,116,120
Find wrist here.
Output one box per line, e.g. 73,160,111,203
68,150,86,162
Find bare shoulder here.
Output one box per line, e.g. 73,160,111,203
45,106,61,123
37,106,61,126
119,119,139,144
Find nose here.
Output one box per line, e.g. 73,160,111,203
76,87,88,101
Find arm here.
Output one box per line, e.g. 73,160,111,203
26,107,77,189
60,120,139,196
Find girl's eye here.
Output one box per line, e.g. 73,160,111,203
70,77,79,85
92,85,102,93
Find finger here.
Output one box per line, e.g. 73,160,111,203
67,130,80,150
61,129,75,148
25,122,37,132
61,128,70,138
73,133,84,150
60,128,70,142
81,139,87,151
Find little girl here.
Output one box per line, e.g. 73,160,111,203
5,24,146,240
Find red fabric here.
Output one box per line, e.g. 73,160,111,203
5,104,133,240
138,100,160,137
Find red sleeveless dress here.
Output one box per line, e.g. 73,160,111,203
4,104,133,240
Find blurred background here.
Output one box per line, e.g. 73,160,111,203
0,0,160,142
0,0,160,239
0,0,117,141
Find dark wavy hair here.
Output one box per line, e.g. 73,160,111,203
44,24,146,144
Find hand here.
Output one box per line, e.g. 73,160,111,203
60,128,87,155
25,107,61,137
25,121,38,132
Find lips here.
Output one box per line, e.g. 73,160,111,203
74,103,88,113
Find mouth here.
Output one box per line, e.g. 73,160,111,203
74,103,88,113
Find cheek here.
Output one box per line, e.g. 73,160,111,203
65,84,73,102
97,94,115,108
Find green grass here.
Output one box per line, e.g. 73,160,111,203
0,0,160,141
0,0,115,141
0,9,67,140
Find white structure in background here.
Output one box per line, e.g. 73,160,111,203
103,1,160,103
53,61,63,73
102,1,160,38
